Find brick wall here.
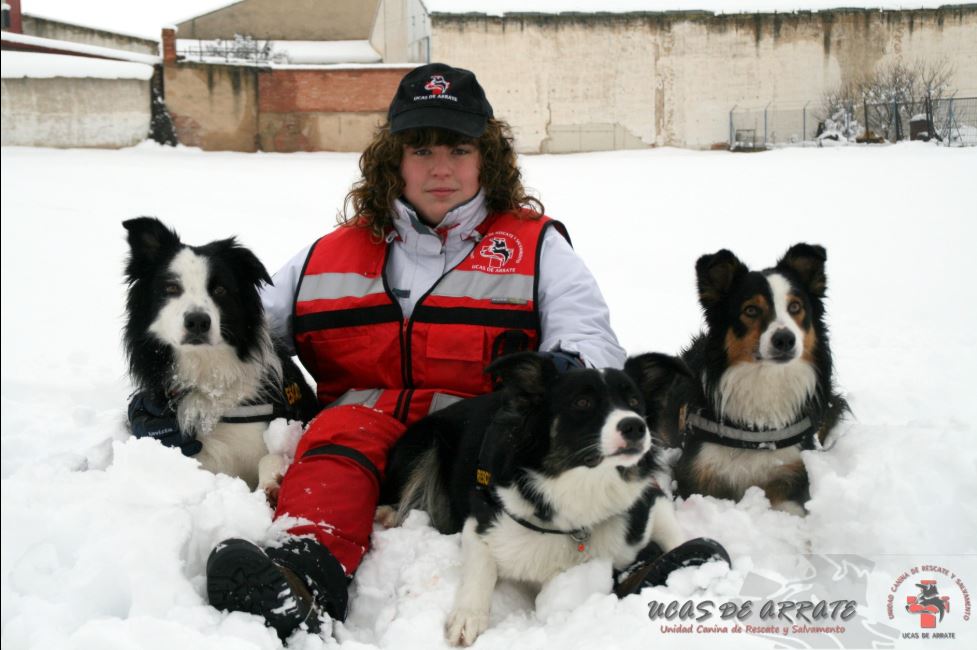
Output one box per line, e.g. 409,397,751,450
164,63,412,152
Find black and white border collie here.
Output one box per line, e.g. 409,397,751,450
642,243,848,515
382,352,696,646
122,217,315,495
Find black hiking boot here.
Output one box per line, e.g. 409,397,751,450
614,537,731,597
206,538,349,640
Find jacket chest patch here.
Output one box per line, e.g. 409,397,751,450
471,232,525,274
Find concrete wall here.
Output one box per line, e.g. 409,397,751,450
163,63,410,152
21,14,158,56
430,7,977,151
176,0,379,40
1,77,150,148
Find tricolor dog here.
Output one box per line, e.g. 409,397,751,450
643,243,848,514
383,352,727,646
122,217,316,496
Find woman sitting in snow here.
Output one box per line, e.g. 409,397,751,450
202,63,704,640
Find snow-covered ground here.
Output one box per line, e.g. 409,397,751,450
2,142,976,649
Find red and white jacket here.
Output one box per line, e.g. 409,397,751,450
261,191,625,417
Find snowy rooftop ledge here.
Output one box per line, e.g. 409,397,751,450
0,50,154,80
0,31,160,65
174,39,381,66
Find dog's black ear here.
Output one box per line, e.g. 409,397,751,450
123,217,181,279
222,238,273,287
777,243,827,298
486,352,558,403
624,353,692,424
695,249,746,308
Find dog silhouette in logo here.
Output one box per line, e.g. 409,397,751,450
907,581,949,626
480,237,512,269
425,75,450,95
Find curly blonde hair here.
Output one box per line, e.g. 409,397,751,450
341,118,544,238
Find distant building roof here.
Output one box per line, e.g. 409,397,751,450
23,1,242,40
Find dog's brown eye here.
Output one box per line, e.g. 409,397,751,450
743,305,761,318
788,300,802,315
627,397,641,409
212,285,227,297
573,397,593,410
164,282,182,296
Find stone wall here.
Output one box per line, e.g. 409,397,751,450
1,76,150,148
430,7,977,151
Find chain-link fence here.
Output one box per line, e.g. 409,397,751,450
729,96,977,149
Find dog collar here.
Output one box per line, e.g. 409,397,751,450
502,506,591,545
685,412,814,450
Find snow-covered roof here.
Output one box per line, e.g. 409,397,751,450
424,1,957,15
0,50,154,79
0,31,161,64
174,39,381,66
23,0,243,40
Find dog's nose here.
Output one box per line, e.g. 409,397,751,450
184,311,211,335
771,328,796,353
618,417,647,442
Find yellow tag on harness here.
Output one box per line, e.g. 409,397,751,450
284,382,302,405
476,469,492,486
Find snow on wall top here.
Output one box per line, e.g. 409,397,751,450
174,39,382,65
424,1,957,15
1,31,160,65
19,0,959,43
0,50,154,79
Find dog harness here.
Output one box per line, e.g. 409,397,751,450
684,412,816,450
161,367,308,427
292,211,568,421
473,424,592,548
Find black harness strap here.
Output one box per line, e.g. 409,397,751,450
302,443,383,485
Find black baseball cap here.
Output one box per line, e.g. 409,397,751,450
388,63,493,138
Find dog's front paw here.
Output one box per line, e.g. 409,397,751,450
445,608,488,646
262,473,283,509
374,505,398,529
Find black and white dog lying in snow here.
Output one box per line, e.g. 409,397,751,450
122,217,317,497
383,352,729,646
646,244,849,515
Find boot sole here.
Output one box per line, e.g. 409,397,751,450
615,537,731,596
207,539,317,639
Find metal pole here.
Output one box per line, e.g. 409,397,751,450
803,100,810,144
729,104,737,149
764,101,771,147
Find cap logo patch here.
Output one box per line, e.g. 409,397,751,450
424,75,450,95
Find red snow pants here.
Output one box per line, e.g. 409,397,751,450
273,404,407,575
